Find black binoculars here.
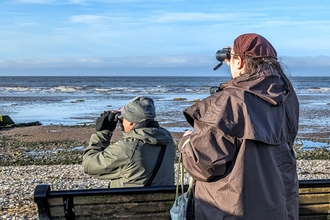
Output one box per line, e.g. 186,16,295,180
213,48,231,71
114,112,123,122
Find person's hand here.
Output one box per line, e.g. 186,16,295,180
183,130,192,137
224,46,231,66
178,130,193,151
224,58,230,66
95,111,118,132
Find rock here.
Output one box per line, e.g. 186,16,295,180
173,97,187,101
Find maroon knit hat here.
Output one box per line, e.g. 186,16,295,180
233,33,277,60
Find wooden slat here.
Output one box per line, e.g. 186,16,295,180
47,197,63,206
45,197,65,218
299,215,330,220
75,213,171,220
48,206,66,218
299,187,330,194
73,201,174,216
73,192,175,205
299,193,330,204
299,204,330,215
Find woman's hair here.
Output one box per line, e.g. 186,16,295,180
232,33,294,93
243,56,276,72
243,56,293,92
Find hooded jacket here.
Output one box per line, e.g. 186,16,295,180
83,125,176,188
179,64,299,219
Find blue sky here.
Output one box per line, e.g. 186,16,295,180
1,0,330,76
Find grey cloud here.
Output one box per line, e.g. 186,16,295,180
1,55,329,76
70,15,109,23
1,55,329,69
0,55,214,69
282,56,330,67
17,0,54,3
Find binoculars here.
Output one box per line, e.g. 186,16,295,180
210,47,231,94
213,48,231,71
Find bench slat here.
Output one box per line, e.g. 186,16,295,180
299,215,330,220
49,206,66,218
299,187,330,194
34,180,330,220
47,197,63,206
74,193,175,205
299,204,330,215
299,193,330,204
74,213,171,220
74,201,173,215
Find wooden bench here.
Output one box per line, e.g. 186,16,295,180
299,179,330,220
34,179,330,220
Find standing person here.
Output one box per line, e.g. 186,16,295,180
179,33,299,219
83,96,176,188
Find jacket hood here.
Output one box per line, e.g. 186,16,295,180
221,63,291,106
123,126,173,146
183,64,299,144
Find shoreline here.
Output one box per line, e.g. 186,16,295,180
2,123,330,143
1,124,329,166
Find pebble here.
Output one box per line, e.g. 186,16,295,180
0,160,329,219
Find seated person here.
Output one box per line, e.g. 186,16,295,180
83,96,175,188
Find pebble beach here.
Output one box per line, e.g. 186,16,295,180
1,125,330,219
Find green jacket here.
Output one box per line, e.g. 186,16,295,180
83,126,175,188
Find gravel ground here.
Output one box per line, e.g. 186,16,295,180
1,161,330,220
1,125,330,219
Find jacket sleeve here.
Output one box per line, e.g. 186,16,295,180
82,130,131,180
179,120,238,182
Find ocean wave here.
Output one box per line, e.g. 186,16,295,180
2,85,330,97
2,86,30,93
306,87,330,93
95,88,111,93
48,86,82,93
0,86,222,96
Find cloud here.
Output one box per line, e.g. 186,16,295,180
1,55,330,70
1,55,329,76
283,56,330,67
17,0,54,3
151,12,241,23
0,55,214,69
2,0,330,62
14,22,38,27
16,0,178,4
70,15,108,23
69,0,88,4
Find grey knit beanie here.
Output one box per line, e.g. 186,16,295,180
121,96,156,123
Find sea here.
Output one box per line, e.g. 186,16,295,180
1,76,330,148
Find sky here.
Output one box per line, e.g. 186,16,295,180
1,0,330,76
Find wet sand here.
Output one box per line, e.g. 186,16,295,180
1,122,329,146
1,123,330,166
0,124,185,144
0,124,184,158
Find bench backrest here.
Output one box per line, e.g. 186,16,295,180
34,179,330,220
299,179,330,220
34,185,181,220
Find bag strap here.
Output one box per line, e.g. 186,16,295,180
175,153,194,203
144,144,166,186
175,153,183,203
175,138,194,200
